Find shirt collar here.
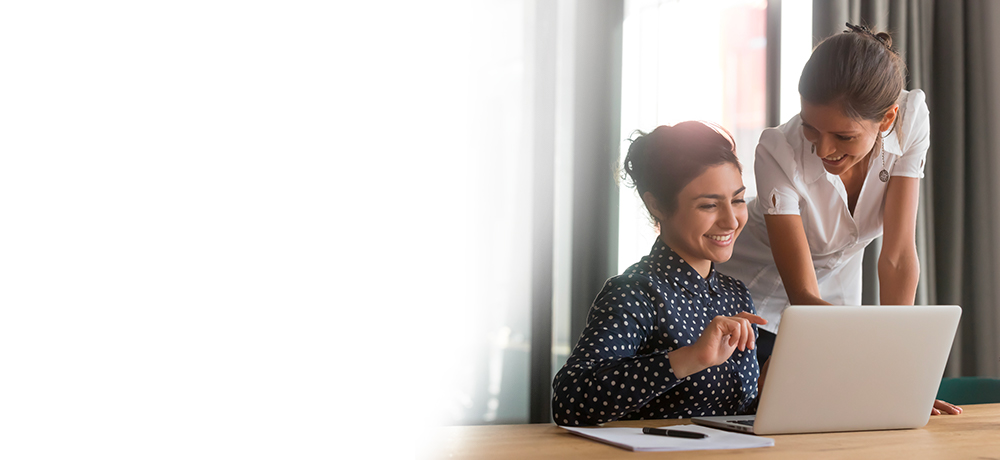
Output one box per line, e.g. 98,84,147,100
881,127,903,157
786,118,827,185
648,239,721,295
800,126,904,184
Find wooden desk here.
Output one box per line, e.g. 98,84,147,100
424,403,1000,459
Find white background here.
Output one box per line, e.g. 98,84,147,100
0,1,813,457
0,1,474,457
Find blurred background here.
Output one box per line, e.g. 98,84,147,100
4,0,999,457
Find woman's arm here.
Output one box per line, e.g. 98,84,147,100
878,176,920,305
764,214,831,305
551,279,683,426
880,176,961,416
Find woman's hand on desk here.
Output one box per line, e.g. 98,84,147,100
932,399,962,415
668,312,767,379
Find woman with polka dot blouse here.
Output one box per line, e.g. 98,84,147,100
552,121,766,426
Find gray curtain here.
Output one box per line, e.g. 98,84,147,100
814,0,1000,378
527,0,624,423
940,0,1000,378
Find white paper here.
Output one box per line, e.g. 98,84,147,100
561,424,774,452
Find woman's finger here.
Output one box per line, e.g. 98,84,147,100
734,311,768,325
933,399,962,415
729,318,744,350
705,316,733,349
732,317,745,351
733,318,746,350
712,316,729,338
729,313,762,350
720,317,740,348
743,317,754,350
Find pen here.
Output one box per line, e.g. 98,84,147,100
642,427,708,439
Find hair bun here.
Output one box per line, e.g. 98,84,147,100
619,122,742,222
622,130,650,191
875,32,893,49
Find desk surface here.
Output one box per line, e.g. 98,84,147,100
424,403,1000,459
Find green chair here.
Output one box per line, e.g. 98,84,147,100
936,377,1000,405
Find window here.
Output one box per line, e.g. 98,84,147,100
617,0,811,273
618,0,768,272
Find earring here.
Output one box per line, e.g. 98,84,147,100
811,144,816,154
878,132,889,183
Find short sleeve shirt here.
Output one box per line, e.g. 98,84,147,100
717,89,929,333
551,239,760,426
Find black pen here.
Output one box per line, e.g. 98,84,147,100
642,427,708,439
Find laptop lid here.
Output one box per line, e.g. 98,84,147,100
695,305,961,435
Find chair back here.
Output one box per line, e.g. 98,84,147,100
936,377,1000,405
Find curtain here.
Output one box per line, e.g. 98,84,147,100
527,0,624,423
813,0,1000,378
946,0,1000,378
431,0,623,426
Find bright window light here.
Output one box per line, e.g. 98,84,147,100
619,0,768,274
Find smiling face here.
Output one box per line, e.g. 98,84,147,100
646,163,747,278
800,99,898,177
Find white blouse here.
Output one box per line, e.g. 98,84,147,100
718,89,929,333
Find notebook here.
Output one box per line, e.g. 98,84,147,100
692,305,961,435
561,424,773,452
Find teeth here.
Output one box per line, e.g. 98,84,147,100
827,154,845,161
708,234,732,242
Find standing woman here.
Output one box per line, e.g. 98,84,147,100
552,122,766,426
718,24,960,415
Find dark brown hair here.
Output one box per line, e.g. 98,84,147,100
798,26,906,122
622,121,740,221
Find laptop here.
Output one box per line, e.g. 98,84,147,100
692,305,961,435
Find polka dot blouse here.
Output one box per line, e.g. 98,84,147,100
552,239,760,426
